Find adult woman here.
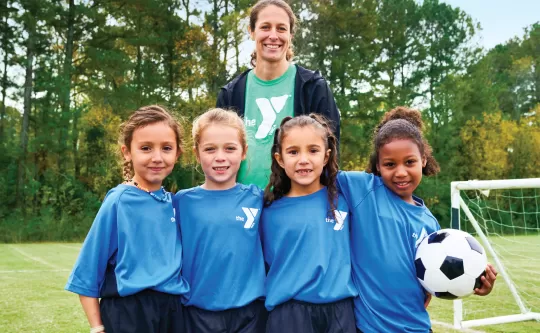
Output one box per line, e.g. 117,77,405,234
217,0,340,188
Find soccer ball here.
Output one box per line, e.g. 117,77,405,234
414,229,488,300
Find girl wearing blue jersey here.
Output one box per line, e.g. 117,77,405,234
66,105,189,333
262,114,358,333
174,108,267,333
337,107,497,333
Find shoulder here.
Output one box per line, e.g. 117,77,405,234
295,64,324,84
238,183,264,199
421,203,440,229
222,69,252,91
102,185,134,206
174,186,198,199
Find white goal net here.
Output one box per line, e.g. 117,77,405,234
451,178,540,329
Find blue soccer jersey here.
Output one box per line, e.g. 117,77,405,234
337,171,440,333
261,187,358,311
65,185,189,298
175,184,266,311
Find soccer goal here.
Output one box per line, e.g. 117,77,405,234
451,178,540,329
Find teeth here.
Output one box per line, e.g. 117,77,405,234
266,45,280,49
214,167,228,171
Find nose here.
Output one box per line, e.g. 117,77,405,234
395,164,407,177
151,150,164,163
268,28,278,40
299,152,309,165
215,149,226,162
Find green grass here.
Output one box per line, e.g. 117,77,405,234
1,237,539,332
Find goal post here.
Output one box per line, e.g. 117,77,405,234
450,178,540,329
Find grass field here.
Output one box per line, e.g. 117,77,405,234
1,237,539,332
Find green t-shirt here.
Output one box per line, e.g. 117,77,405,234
238,64,297,188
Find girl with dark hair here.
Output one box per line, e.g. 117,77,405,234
217,0,340,189
261,114,357,333
337,106,497,333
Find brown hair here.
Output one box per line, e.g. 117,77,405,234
119,105,183,181
367,106,440,176
249,0,297,67
265,114,339,219
192,108,247,153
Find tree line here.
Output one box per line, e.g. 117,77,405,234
1,0,539,241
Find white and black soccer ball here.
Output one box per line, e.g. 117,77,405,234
414,228,488,300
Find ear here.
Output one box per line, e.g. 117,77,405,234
121,145,131,161
376,163,380,173
193,146,201,163
422,156,427,168
249,28,254,40
242,145,248,161
323,149,331,166
274,152,285,169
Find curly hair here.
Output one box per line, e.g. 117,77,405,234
264,114,339,219
367,106,440,176
119,105,183,181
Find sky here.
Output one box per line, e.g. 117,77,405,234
442,0,540,49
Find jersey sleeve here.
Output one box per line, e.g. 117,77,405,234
336,171,375,208
65,189,120,297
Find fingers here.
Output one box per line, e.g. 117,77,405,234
486,264,498,281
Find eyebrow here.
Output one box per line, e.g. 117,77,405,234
284,144,323,149
135,141,175,144
201,142,239,146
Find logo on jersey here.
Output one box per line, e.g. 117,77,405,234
248,95,290,139
236,207,259,229
325,210,348,231
414,227,428,248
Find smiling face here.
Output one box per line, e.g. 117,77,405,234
377,138,426,205
122,121,180,191
250,4,292,66
196,124,246,190
275,125,330,197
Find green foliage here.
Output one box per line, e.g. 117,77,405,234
1,0,540,241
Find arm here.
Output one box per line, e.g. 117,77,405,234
66,190,119,296
312,80,340,143
79,296,104,331
424,291,432,308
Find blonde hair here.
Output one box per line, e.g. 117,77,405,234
249,0,297,67
119,105,183,180
192,108,247,152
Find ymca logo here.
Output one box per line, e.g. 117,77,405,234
236,207,259,229
414,227,428,248
252,95,290,139
325,210,348,231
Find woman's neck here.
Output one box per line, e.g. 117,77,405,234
254,60,290,81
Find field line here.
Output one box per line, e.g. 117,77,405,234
58,244,81,250
431,320,486,333
9,245,62,270
0,269,70,273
